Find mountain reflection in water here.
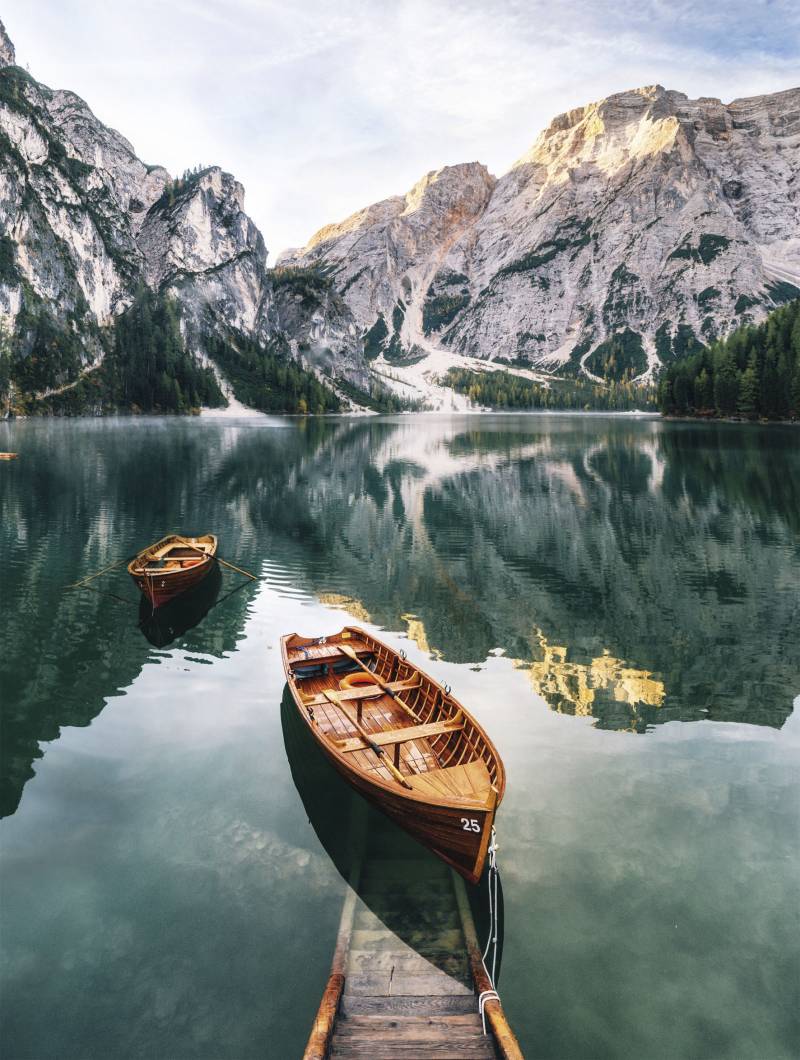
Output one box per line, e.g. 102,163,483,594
516,629,666,733
1,414,797,818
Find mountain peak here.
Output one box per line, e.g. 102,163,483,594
0,18,16,67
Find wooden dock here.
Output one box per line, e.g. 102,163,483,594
303,829,522,1060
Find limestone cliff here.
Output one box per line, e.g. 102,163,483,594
284,85,800,381
0,29,366,409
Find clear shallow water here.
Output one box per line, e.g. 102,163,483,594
0,414,798,1059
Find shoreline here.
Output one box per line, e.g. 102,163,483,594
4,408,798,425
662,414,800,427
3,407,661,423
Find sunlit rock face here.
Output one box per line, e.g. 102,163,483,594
284,85,800,379
0,26,366,398
137,167,271,342
281,163,496,357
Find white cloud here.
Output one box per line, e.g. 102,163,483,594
3,0,798,257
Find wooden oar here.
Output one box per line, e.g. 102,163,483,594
338,643,422,723
64,556,130,590
322,689,413,789
217,556,259,581
174,536,259,582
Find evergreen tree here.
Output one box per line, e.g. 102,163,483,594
760,346,780,418
105,289,223,412
673,372,690,412
737,354,760,418
694,367,712,409
0,317,11,409
714,348,739,414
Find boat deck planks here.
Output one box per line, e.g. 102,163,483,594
297,672,445,785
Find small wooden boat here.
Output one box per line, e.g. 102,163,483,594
128,533,217,608
0,452,18,460
281,625,505,884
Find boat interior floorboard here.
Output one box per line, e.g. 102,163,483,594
297,674,442,781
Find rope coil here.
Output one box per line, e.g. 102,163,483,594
478,990,500,1034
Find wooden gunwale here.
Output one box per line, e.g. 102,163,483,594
127,533,217,574
453,875,524,1060
302,815,365,1060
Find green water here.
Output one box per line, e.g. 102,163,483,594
1,414,798,1060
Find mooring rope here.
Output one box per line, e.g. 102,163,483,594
479,826,501,1035
478,989,500,1033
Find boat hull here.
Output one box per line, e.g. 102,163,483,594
316,738,494,884
138,562,222,645
281,627,504,885
131,560,215,608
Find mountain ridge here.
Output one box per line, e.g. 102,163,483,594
282,82,800,385
0,18,798,412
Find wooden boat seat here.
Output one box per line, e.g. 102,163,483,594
406,759,493,802
144,557,204,572
288,635,372,661
335,718,463,754
301,678,420,707
287,642,372,667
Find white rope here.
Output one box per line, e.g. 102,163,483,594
478,989,500,1034
478,826,501,1035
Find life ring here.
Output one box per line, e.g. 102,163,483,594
339,671,379,693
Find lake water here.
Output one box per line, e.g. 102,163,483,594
1,414,798,1060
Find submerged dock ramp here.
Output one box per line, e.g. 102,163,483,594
303,826,521,1059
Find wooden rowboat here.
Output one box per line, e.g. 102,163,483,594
281,625,505,884
128,533,217,609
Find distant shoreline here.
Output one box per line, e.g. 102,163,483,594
661,414,799,427
4,408,798,424
4,407,660,422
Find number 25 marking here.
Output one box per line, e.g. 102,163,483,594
461,818,481,832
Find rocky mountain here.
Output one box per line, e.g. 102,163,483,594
282,84,800,383
2,18,797,411
0,23,367,412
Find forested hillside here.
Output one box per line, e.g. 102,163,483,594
658,300,800,420
0,290,224,415
443,367,654,411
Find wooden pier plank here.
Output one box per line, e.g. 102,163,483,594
353,907,460,933
345,972,474,997
330,1039,496,1059
350,926,463,952
340,994,479,1017
346,950,470,983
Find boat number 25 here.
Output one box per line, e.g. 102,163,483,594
461,817,481,832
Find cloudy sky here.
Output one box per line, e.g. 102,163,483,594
4,1,799,258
